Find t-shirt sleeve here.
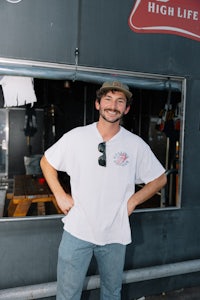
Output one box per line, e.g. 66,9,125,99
44,132,74,175
135,141,165,184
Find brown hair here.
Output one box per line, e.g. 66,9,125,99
96,88,133,107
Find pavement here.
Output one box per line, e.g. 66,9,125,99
144,285,200,300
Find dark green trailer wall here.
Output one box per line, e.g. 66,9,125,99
0,0,200,299
0,0,78,64
1,0,199,76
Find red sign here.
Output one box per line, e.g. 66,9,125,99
128,0,200,42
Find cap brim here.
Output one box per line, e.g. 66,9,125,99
100,86,132,100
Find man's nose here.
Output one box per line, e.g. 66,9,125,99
109,100,117,109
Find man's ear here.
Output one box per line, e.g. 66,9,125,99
95,99,100,110
124,105,130,115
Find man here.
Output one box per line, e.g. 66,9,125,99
40,81,167,300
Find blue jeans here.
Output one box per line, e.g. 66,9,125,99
57,231,126,300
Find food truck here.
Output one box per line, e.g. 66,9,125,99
0,0,200,299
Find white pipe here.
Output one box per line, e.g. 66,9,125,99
1,259,200,300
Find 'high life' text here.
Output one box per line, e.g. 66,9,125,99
148,2,199,21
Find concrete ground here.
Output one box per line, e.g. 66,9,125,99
144,285,200,300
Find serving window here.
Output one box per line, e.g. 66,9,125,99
0,69,185,218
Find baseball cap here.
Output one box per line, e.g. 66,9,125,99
100,81,132,100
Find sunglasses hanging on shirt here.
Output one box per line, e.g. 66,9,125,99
98,142,106,167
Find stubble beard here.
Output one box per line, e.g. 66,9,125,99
100,109,124,124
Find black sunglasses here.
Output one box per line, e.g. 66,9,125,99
98,142,106,167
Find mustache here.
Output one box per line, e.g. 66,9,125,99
105,108,121,114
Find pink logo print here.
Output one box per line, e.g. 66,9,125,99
114,152,129,166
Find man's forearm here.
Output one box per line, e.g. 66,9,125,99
40,155,65,197
40,156,74,214
128,173,167,214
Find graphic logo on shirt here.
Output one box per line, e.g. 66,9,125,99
114,152,129,166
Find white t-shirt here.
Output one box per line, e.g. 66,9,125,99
45,122,165,245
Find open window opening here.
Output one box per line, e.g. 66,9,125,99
123,87,182,209
0,71,184,218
